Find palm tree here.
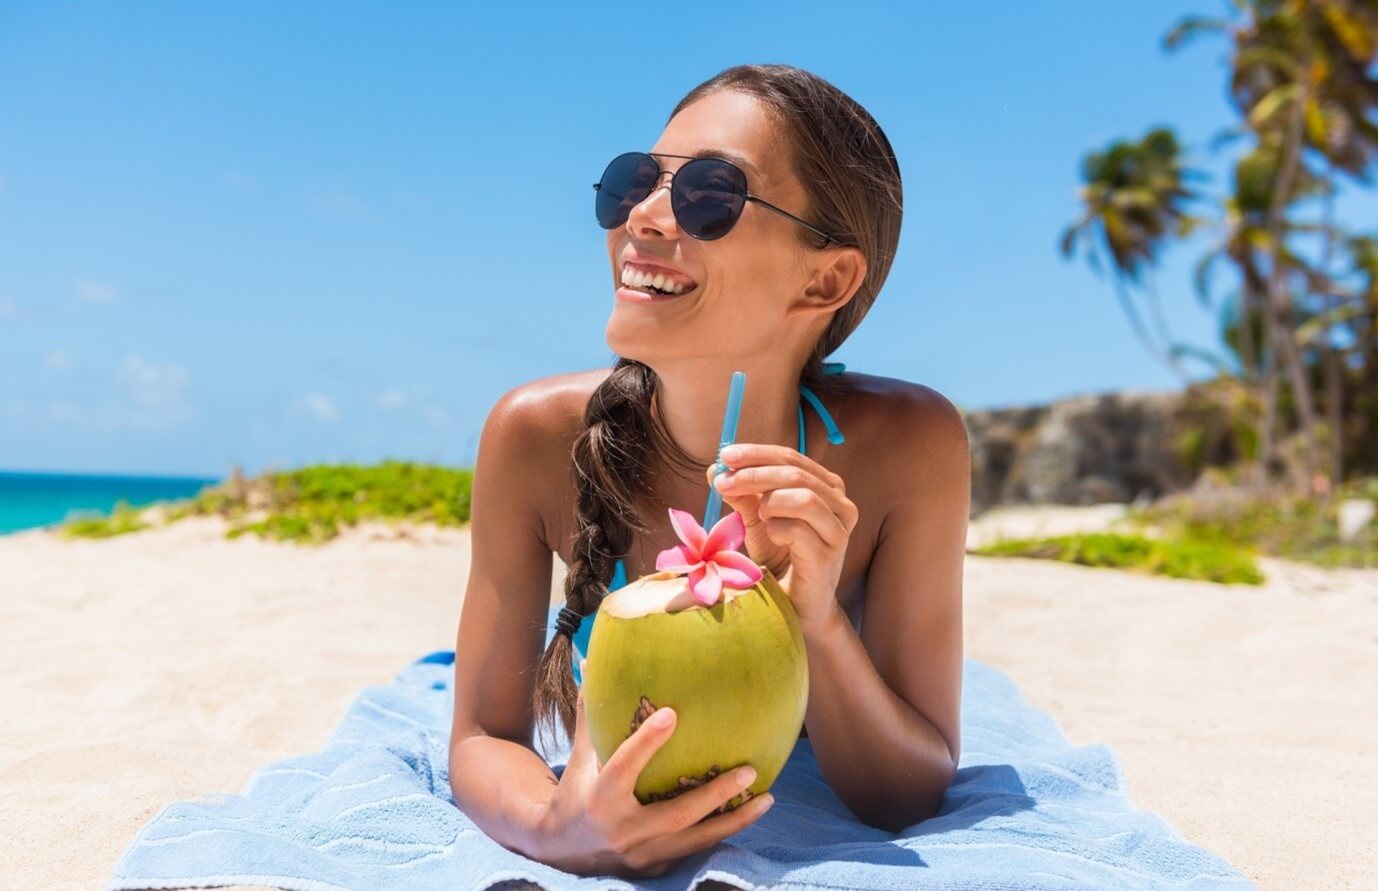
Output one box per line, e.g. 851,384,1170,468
1165,0,1378,489
1060,127,1206,381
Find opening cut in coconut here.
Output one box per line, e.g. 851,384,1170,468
600,569,756,620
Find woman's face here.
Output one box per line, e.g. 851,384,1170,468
604,90,829,364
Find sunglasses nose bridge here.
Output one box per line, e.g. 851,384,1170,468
625,165,680,230
641,166,675,200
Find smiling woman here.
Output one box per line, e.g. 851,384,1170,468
447,62,966,881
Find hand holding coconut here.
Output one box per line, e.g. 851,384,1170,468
570,507,807,876
536,668,775,879
707,442,859,635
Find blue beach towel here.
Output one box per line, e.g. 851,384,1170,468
110,606,1253,890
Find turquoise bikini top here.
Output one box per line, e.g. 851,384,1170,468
568,362,847,683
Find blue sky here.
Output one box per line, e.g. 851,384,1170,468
2,1,1374,477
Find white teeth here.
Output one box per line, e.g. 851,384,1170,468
621,263,693,295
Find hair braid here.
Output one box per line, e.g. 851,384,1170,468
531,357,695,753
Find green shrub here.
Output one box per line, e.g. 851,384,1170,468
56,460,476,544
1126,475,1378,569
205,460,474,543
61,500,150,539
971,531,1265,585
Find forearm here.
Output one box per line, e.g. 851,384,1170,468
800,606,957,832
449,731,558,859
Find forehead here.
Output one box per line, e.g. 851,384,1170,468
650,90,782,191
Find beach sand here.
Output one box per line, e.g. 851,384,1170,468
1,509,1373,890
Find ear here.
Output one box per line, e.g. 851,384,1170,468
791,244,867,319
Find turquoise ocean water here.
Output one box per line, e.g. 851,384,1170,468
0,470,220,535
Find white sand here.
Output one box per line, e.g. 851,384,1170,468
0,510,1373,890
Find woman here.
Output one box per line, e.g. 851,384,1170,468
449,63,969,880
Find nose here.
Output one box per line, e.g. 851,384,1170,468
624,169,679,239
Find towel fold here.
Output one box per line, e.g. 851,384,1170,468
109,606,1253,890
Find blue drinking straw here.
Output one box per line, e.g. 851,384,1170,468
703,371,746,529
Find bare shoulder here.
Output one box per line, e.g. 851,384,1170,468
482,367,612,548
832,372,969,498
486,367,610,441
836,371,968,452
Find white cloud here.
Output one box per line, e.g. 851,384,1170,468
75,278,123,304
10,355,193,433
120,354,189,406
44,350,73,371
300,393,340,422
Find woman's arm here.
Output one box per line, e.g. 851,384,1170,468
800,389,968,832
448,383,565,859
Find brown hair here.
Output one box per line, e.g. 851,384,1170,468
531,63,904,754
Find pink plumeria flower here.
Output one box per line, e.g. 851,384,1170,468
654,507,763,607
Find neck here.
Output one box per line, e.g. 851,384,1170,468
648,358,802,486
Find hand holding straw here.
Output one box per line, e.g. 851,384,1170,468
702,371,746,530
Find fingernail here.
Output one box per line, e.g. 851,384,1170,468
652,708,675,727
759,793,774,810
734,766,756,785
721,446,741,462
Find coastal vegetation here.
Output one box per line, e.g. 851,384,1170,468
57,456,1375,582
969,531,1266,585
61,461,473,544
61,501,149,539
1125,471,1378,570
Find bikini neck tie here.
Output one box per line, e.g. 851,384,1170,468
555,605,583,638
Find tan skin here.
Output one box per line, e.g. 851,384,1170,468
449,90,969,879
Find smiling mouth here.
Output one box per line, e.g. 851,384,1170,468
619,262,698,297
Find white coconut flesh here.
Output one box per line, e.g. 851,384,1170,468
581,565,809,811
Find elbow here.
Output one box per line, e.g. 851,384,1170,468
855,756,958,833
857,790,947,834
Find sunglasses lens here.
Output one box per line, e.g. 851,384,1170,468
595,152,659,229
674,159,746,240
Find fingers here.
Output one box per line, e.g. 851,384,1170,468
715,465,857,535
758,497,851,557
598,703,677,798
717,443,846,492
704,460,730,486
623,783,776,872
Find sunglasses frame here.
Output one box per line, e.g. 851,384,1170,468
593,151,842,246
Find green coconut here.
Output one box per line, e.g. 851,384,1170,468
581,564,809,813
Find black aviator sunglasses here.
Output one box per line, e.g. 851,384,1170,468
593,151,842,245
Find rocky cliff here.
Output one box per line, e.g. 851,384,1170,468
964,388,1212,514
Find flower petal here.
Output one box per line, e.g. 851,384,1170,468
688,561,722,607
712,550,763,587
703,510,746,554
667,507,708,556
655,544,702,574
